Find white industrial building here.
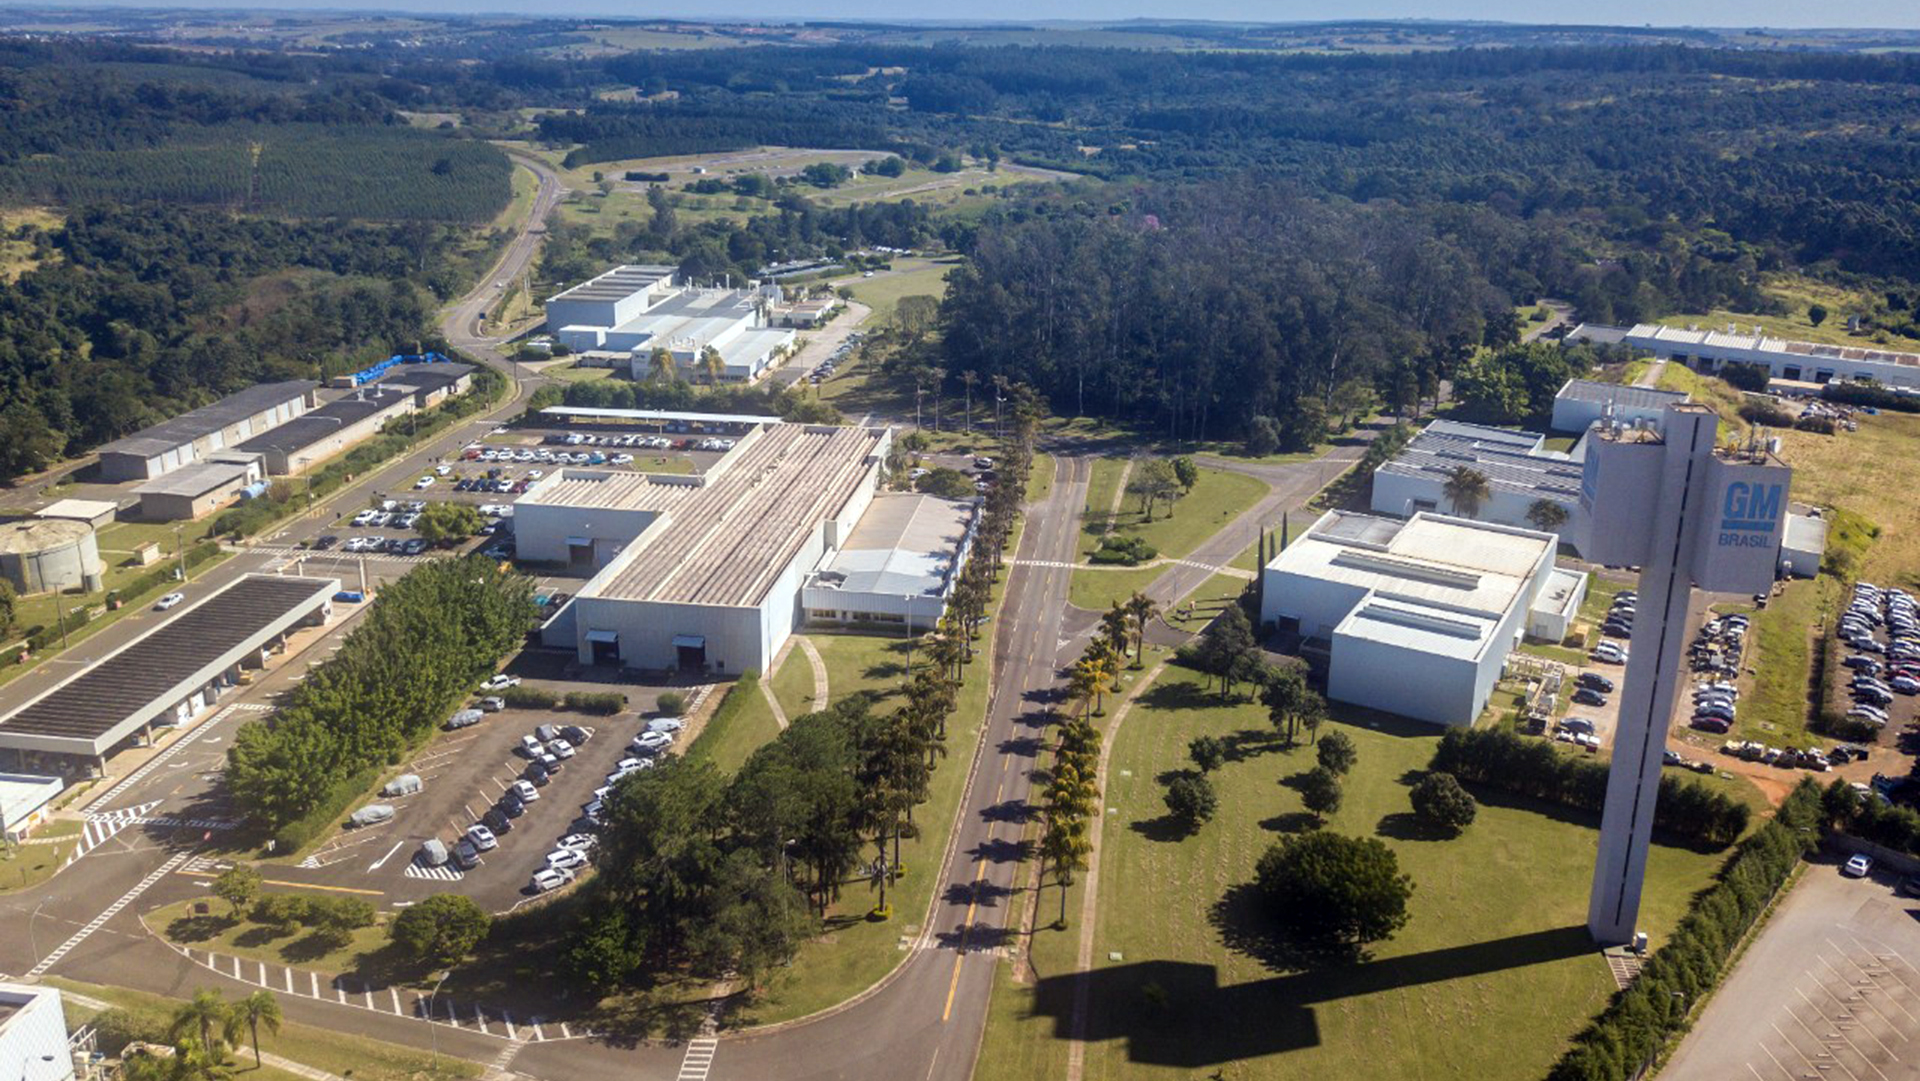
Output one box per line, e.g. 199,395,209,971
803,493,979,631
545,265,795,383
1623,324,1920,389
96,381,317,482
1370,420,1588,549
1260,511,1571,726
1550,379,1688,434
522,423,894,675
0,984,74,1081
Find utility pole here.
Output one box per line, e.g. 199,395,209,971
175,524,189,582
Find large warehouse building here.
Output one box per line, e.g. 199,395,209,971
1260,511,1569,726
0,575,337,775
521,422,981,674
1623,324,1920,389
237,386,414,475
545,265,795,383
96,381,317,482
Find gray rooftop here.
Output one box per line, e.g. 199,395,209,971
0,576,335,746
1556,379,1687,411
380,363,475,396
1563,323,1631,346
547,265,676,305
237,388,408,456
97,381,316,459
1378,420,1586,501
811,494,977,598
132,459,254,499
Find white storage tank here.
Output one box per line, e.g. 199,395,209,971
0,517,103,594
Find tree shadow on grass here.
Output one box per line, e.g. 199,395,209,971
166,914,235,944
1138,678,1217,713
1374,812,1457,843
233,924,293,949
280,931,355,966
1258,811,1318,834
1222,729,1287,763
1128,814,1193,844
1209,882,1364,973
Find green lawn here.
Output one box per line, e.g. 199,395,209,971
980,665,1729,1081
0,819,81,893
46,976,481,1081
1069,467,1271,612
1081,458,1130,536
1652,273,1920,352
147,894,406,982
832,259,956,325
1738,581,1836,750
770,640,822,716
685,675,784,776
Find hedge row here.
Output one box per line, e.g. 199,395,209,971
1827,781,1920,857
267,764,385,853
1546,780,1823,1081
1821,381,1920,414
686,669,760,763
1432,727,1750,847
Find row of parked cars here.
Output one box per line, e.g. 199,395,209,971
528,716,687,892
1839,582,1920,732
1686,676,1743,735
1691,611,1749,681
808,333,863,384
1589,591,1636,665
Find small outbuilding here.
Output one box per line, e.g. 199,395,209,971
34,499,119,530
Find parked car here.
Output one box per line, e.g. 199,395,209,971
313,535,339,550
446,709,485,730
1844,854,1875,878
545,848,588,872
1690,716,1731,734
530,868,573,893
523,762,550,785
466,824,498,851
348,804,395,828
1560,717,1596,735
547,738,576,759
1572,688,1609,707
1577,673,1614,693
534,724,560,743
418,838,449,867
479,696,506,712
155,592,186,611
557,833,598,853
482,808,513,834
519,735,544,757
451,840,481,871
631,731,673,755
511,780,540,803
560,724,591,745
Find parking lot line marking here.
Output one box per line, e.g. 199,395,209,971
559,1022,571,1039
309,972,319,998
446,999,460,1027
1757,1038,1794,1080
503,1010,517,1041
1826,945,1920,1025
368,841,405,872
531,1021,545,1041
1770,1019,1846,1081
258,960,270,987
232,955,242,980
1810,970,1907,1043
284,967,292,993
1800,984,1895,1067
178,871,384,896
1743,1063,1768,1081
364,986,374,1010
391,988,402,1014
335,986,344,1004
474,1006,489,1035
1779,1016,1864,1081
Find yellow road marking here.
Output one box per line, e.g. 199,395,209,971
179,871,383,897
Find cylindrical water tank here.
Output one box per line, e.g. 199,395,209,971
0,518,104,594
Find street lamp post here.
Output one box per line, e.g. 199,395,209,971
428,970,451,1068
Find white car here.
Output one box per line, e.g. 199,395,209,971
557,833,598,853
351,510,376,526
546,848,588,871
414,476,435,490
481,674,521,691
612,454,633,465
646,717,686,733
511,780,540,803
530,867,574,893
435,464,452,476
154,592,186,611
466,824,498,851
547,738,576,759
1844,854,1874,878
527,470,544,479
630,731,673,754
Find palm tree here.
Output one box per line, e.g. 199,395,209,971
234,991,282,1070
169,990,237,1061
1526,498,1569,534
1442,465,1492,519
647,347,677,383
698,345,726,385
1101,603,1132,659
1125,591,1160,666
960,371,978,433
1039,813,1092,928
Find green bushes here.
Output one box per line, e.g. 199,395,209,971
1431,727,1749,847
656,691,688,717
1737,401,1797,427
1719,361,1772,392
1820,381,1920,414
1823,779,1920,856
227,557,536,840
1796,415,1838,434
563,691,626,716
267,765,384,853
1547,780,1822,1081
502,685,559,710
1088,535,1158,565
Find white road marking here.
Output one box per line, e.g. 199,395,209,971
677,1038,718,1081
30,850,191,976
368,841,405,872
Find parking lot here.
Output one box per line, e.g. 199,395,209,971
1664,857,1920,1081
289,681,670,912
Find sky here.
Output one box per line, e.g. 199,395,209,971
51,0,1920,29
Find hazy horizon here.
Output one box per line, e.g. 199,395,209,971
30,1,1920,32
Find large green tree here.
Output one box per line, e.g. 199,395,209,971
389,893,491,966
1254,832,1415,947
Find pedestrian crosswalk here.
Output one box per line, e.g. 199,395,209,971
69,801,162,862
84,701,263,815
252,544,434,565
677,1038,718,1081
403,861,465,881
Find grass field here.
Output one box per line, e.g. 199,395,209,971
978,664,1731,1081
1070,467,1271,611
832,258,957,325
0,206,59,282
1656,364,1751,437
0,819,81,893
1653,273,1920,352
46,975,481,1081
148,895,400,980
685,675,784,776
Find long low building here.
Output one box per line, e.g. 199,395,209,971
236,387,415,475
97,381,316,482
1624,324,1920,389
519,422,984,675
0,575,337,773
1260,511,1571,726
132,452,264,521
547,266,795,383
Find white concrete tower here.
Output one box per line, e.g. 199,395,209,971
1580,404,1791,944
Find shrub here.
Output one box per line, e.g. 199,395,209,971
251,893,312,935
1431,727,1748,846
1188,734,1226,773
656,691,688,717
1254,832,1413,946
1547,780,1822,1081
89,1008,166,1057
1164,774,1217,830
1410,771,1477,833
1719,361,1772,392
1738,401,1797,428
564,691,626,715
390,893,491,966
1796,415,1838,434
503,685,559,709
1821,381,1920,414
1089,535,1158,566
1316,730,1357,775
1299,765,1343,821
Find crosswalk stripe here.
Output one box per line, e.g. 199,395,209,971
402,862,465,881
31,851,191,976
677,1038,720,1081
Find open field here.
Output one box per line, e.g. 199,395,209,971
149,895,397,978
979,664,1732,1081
1776,413,1920,581
46,975,482,1081
830,258,958,325
1656,364,1750,437
0,206,59,282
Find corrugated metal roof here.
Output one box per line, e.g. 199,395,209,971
811,494,975,598
132,459,252,498
1555,379,1686,410
97,381,315,459
1376,421,1586,500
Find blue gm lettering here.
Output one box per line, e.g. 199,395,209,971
1719,481,1781,547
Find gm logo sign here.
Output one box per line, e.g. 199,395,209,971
1719,481,1782,548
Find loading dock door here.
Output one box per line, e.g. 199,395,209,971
673,634,707,672
586,629,620,666
566,536,594,568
